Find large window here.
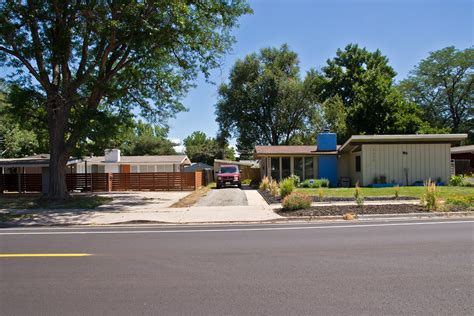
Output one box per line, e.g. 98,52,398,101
271,158,280,180
294,157,303,180
355,156,361,172
304,157,314,180
281,157,291,179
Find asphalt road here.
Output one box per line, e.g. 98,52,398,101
195,187,248,206
1,219,473,315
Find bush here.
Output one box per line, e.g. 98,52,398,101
421,180,439,211
300,178,330,188
354,182,364,207
288,174,301,187
281,192,312,211
279,177,295,198
259,176,270,191
269,179,279,197
394,185,400,200
241,179,252,185
449,175,464,186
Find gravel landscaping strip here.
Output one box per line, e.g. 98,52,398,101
258,190,414,205
276,204,469,217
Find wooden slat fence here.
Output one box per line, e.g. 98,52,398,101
1,172,203,193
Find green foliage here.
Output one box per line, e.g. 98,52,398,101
445,195,474,209
421,181,439,211
315,44,428,140
300,179,329,188
449,175,465,186
120,121,177,156
241,179,252,185
399,46,474,138
394,185,400,200
215,44,317,157
354,182,364,207
281,192,312,211
0,0,251,197
259,176,270,191
279,177,295,199
183,131,235,165
288,174,301,187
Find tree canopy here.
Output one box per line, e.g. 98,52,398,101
316,44,428,140
399,46,473,139
183,131,235,165
0,0,251,198
215,44,316,157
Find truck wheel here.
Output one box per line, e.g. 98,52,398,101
238,183,242,188
216,183,221,189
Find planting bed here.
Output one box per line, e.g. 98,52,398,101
276,204,467,217
258,190,415,205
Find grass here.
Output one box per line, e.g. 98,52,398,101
170,183,215,208
0,194,112,210
295,186,474,200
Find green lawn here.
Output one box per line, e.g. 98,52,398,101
295,186,474,200
0,195,112,210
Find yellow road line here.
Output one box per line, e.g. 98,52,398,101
0,253,92,258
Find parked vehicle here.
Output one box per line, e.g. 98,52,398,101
216,165,241,189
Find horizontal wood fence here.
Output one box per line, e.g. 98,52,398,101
0,172,206,193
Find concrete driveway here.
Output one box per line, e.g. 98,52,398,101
195,188,248,207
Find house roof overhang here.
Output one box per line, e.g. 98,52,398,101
451,145,474,154
0,156,82,168
339,134,468,153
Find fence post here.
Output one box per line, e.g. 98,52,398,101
107,173,113,192
91,173,94,192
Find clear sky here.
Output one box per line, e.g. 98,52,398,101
167,0,473,150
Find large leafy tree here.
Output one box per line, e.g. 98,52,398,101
399,46,473,135
215,44,317,158
121,121,177,156
184,131,234,165
317,44,426,140
0,1,250,198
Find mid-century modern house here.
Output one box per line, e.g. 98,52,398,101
254,132,467,187
0,149,191,175
76,149,191,173
451,145,474,175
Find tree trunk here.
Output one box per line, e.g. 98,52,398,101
45,102,70,199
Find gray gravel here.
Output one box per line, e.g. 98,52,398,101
195,187,248,206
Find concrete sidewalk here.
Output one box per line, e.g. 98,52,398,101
3,189,282,226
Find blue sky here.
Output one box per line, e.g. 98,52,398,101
167,0,473,150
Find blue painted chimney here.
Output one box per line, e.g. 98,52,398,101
317,129,338,187
316,129,337,151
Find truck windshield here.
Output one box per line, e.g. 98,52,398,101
220,166,238,173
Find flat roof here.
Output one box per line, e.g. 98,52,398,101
339,134,468,152
451,145,474,154
84,155,191,165
254,145,340,158
0,154,82,168
214,159,259,168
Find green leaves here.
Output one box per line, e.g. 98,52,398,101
399,46,473,138
183,131,234,165
216,44,316,155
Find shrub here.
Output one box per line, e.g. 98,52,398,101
288,174,301,187
449,175,464,186
394,185,400,200
259,176,270,191
281,192,312,211
269,179,279,197
300,178,330,188
421,180,439,211
343,213,356,220
241,179,252,185
279,177,295,198
354,182,364,207
317,187,325,202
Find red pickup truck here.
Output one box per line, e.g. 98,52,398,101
216,164,241,189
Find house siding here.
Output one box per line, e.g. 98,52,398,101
361,144,450,186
